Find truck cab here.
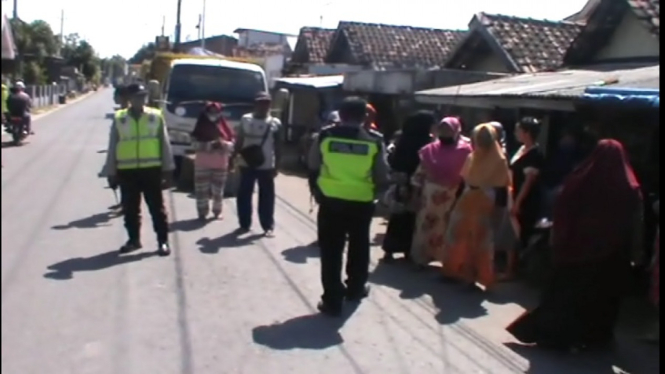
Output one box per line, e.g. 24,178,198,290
161,58,268,157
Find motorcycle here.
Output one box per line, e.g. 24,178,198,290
6,116,28,145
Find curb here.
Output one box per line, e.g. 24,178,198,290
32,90,98,122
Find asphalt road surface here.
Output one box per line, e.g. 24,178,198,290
1,90,658,374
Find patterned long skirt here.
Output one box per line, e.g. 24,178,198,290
443,187,496,289
410,182,458,266
194,166,228,217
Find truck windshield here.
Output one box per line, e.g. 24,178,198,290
167,64,265,104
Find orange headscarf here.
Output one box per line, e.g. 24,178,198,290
460,123,510,188
365,104,378,130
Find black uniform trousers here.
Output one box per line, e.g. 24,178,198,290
317,197,374,307
117,167,169,243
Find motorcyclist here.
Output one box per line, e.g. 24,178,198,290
6,81,33,135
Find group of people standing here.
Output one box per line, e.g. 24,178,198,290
102,85,282,256
381,110,659,351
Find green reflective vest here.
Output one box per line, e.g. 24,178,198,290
114,107,163,170
317,136,378,202
1,84,8,114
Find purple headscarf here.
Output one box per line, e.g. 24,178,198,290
418,117,472,186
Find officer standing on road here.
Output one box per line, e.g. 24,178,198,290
307,97,390,316
103,83,175,256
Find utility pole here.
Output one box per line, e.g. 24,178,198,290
12,0,18,19
200,0,206,50
60,10,65,44
174,0,182,52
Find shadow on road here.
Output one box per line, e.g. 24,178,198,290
44,250,156,280
504,340,659,374
281,241,319,264
197,229,264,254
1,140,23,148
169,218,208,232
52,211,119,230
252,303,359,350
370,261,530,324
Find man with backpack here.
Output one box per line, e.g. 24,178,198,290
234,92,282,237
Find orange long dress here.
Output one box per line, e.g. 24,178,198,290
442,124,511,289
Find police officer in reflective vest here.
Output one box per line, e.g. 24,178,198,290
104,83,175,256
307,97,390,316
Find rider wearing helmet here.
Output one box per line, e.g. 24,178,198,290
6,81,33,135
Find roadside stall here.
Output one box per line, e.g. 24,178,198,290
273,75,345,168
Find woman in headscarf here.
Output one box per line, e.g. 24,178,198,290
443,124,511,290
190,102,235,220
408,117,472,268
381,111,435,262
507,139,643,351
487,121,517,277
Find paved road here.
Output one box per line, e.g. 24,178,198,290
1,90,658,374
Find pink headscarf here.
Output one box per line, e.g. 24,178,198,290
418,117,472,186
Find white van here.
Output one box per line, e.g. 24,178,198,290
161,58,268,194
162,58,268,157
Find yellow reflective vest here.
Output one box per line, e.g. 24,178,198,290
114,107,163,170
317,134,378,202
1,84,8,114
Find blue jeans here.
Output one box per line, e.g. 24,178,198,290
236,167,275,231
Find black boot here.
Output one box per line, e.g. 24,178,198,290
157,241,171,256
317,300,342,317
345,285,370,302
119,239,142,254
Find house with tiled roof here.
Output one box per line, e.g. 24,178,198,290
444,13,584,74
290,27,335,65
325,21,466,69
564,0,659,65
284,27,361,75
1,14,16,61
418,0,659,112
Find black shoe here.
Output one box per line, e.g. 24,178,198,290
317,301,342,317
345,285,370,302
381,253,395,263
157,242,171,256
119,240,142,254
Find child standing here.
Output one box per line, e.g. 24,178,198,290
190,102,235,220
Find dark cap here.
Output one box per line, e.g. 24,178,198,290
255,91,271,102
126,83,148,96
338,96,368,121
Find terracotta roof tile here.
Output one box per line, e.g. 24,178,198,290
477,13,584,73
330,21,466,69
296,27,335,63
627,0,660,35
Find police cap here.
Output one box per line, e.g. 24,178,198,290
338,96,367,122
126,83,148,97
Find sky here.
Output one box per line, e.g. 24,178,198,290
4,0,589,59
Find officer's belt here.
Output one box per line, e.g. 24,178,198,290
117,158,162,166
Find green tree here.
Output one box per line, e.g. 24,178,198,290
128,43,156,64
9,18,59,84
60,33,100,83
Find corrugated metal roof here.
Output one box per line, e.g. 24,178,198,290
274,75,344,90
415,64,659,102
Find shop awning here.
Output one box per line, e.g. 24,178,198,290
274,75,344,90
580,87,659,108
414,64,659,111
